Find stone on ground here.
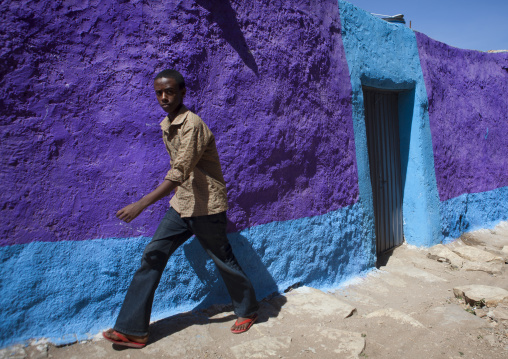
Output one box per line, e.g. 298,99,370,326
364,308,425,328
229,329,365,359
335,288,380,307
309,328,365,358
145,324,213,357
384,265,447,283
427,244,464,268
489,306,508,322
427,305,486,328
461,260,503,274
461,230,508,251
461,231,508,263
0,345,26,359
491,221,508,238
453,285,508,307
282,286,356,319
451,245,503,264
375,271,407,287
230,336,292,359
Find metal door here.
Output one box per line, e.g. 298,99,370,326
363,88,404,255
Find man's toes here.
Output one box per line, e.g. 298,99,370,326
103,329,118,340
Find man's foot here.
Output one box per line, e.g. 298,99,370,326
231,313,258,334
102,328,148,348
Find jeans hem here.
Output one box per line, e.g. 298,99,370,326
235,304,260,318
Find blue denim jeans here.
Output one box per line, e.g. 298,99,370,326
113,207,259,336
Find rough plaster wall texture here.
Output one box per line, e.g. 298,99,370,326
338,1,441,247
0,0,368,347
1,0,167,246
415,32,508,202
0,203,373,346
440,186,508,242
0,0,357,247
0,238,149,346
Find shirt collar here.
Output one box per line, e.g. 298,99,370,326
159,105,189,132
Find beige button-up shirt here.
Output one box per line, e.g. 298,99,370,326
160,105,228,217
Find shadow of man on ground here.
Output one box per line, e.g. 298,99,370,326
139,232,285,346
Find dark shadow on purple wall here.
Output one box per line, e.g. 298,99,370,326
195,0,259,75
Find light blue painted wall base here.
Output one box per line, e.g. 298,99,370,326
440,186,508,243
0,202,374,347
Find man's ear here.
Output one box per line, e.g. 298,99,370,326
181,87,187,98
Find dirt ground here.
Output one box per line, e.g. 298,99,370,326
2,222,508,359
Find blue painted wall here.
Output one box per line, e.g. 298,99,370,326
0,203,374,346
338,1,442,247
440,186,508,243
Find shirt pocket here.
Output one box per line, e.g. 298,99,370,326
167,129,181,157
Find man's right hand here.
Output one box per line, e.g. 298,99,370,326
116,179,179,223
116,201,145,223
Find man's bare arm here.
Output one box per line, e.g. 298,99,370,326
116,180,179,223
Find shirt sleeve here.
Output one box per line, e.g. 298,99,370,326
165,117,211,183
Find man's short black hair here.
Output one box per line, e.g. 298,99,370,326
155,69,185,89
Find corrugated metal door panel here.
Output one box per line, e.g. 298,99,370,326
363,88,404,255
392,93,403,250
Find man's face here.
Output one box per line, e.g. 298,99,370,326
154,77,186,114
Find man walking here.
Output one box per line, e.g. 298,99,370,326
103,69,259,348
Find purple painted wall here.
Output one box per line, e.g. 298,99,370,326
415,33,508,201
0,0,357,246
